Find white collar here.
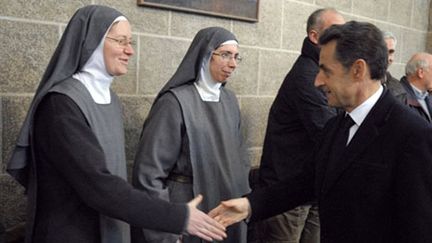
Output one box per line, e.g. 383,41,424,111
72,16,127,104
348,85,383,127
194,54,222,102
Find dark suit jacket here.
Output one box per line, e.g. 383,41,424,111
248,89,432,243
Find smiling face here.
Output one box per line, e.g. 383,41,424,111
209,44,239,83
314,40,358,111
103,20,134,76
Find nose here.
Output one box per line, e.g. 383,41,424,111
228,58,237,68
314,71,324,87
124,44,134,56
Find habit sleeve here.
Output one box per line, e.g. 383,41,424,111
132,92,185,242
133,92,184,198
33,93,188,233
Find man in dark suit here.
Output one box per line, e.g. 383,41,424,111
253,8,344,243
397,52,432,123
210,21,432,243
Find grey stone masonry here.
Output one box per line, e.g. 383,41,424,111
0,0,431,235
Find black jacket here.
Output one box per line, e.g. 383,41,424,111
397,76,432,123
383,71,404,97
258,37,336,186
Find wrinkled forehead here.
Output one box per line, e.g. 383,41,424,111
319,40,340,65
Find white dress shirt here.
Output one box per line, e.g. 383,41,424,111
345,85,384,144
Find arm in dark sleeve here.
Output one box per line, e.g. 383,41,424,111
33,93,188,234
132,92,184,242
247,157,315,222
392,125,432,242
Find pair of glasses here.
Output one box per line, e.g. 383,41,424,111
106,36,135,47
212,52,243,64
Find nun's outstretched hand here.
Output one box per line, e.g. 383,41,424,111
186,194,227,241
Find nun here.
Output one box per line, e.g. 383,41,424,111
6,5,225,243
132,27,251,243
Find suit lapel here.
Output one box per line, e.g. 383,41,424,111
320,89,394,196
315,115,343,194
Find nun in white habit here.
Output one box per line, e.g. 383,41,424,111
7,6,225,243
132,27,251,243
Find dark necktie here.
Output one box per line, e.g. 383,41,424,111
340,115,355,146
330,115,355,161
325,114,355,178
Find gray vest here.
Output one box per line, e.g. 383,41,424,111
50,78,130,243
171,84,250,243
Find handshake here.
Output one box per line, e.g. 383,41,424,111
186,195,250,241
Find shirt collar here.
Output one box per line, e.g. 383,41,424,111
348,85,383,127
410,83,428,100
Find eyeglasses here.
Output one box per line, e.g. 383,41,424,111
106,36,135,48
212,52,243,64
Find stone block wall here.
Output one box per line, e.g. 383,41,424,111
1,0,430,232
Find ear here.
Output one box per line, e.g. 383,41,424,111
351,59,367,80
308,30,320,45
417,68,425,79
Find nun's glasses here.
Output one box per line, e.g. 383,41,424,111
212,51,243,64
106,36,135,47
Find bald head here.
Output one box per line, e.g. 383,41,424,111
307,8,345,44
405,52,432,92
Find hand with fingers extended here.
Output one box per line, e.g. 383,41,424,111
186,194,227,241
208,197,251,227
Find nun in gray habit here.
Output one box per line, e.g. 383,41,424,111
132,27,251,243
6,5,191,243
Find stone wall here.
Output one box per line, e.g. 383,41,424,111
0,0,430,233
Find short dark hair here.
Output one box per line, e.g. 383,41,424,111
319,21,388,80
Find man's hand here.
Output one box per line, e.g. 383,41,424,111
186,195,227,241
208,198,251,227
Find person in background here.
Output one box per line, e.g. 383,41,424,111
252,8,344,243
381,31,404,96
397,52,432,123
209,21,432,243
132,27,250,243
6,5,226,243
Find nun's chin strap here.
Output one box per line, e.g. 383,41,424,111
194,53,221,102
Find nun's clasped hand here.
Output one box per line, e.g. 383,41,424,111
186,194,227,241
